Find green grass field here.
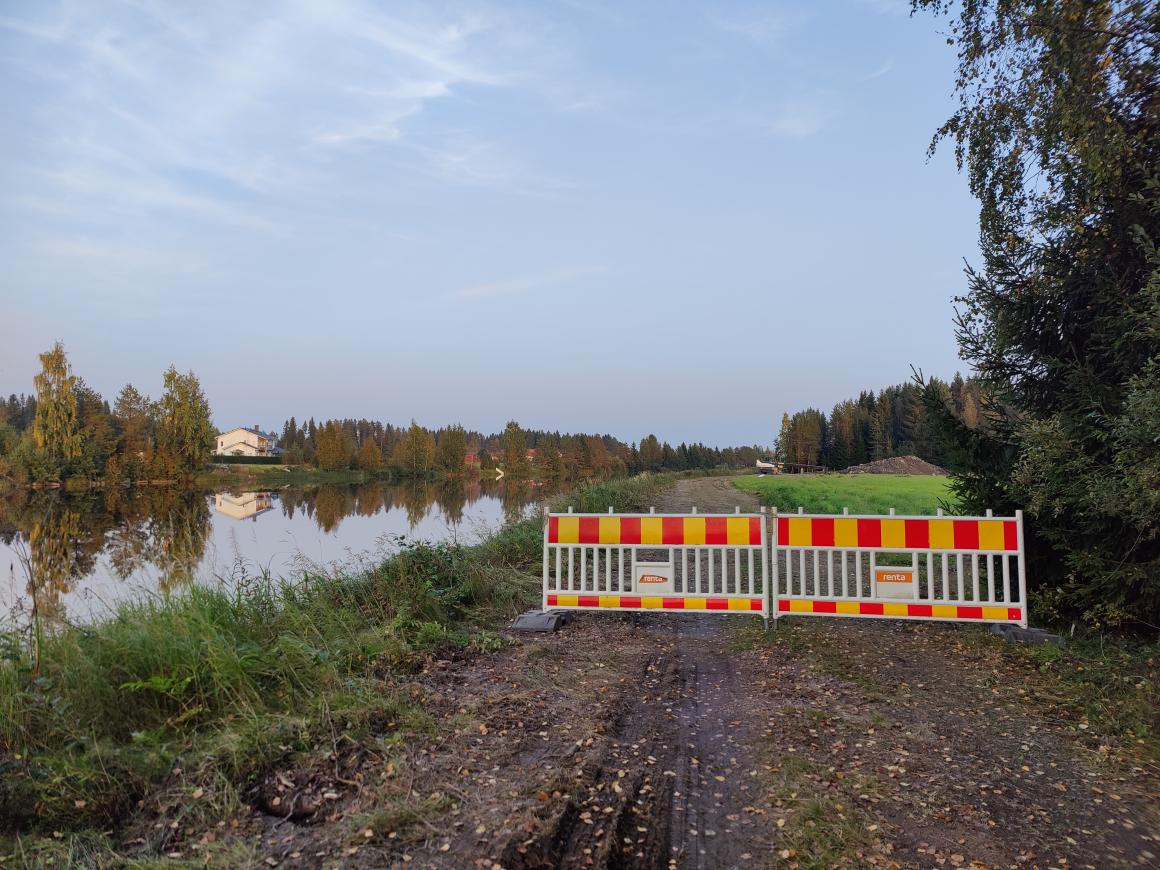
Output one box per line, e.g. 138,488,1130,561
733,473,953,515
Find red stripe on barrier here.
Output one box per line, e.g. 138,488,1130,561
860,602,884,615
706,517,727,545
776,517,789,546
748,516,761,545
547,594,558,606
777,599,791,612
577,595,600,607
812,517,835,547
904,519,929,549
662,517,683,545
1004,521,1018,551
909,604,933,617
621,596,641,608
857,518,881,548
953,519,978,550
620,517,641,544
1008,607,1022,621
578,517,599,544
662,597,684,609
813,600,836,614
958,606,983,620
548,516,559,543
707,598,729,610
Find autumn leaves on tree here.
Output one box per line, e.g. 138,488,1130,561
5,343,214,484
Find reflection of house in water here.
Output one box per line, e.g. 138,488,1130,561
213,491,277,521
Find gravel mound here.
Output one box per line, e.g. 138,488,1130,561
843,455,948,475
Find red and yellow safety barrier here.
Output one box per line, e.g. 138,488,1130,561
549,515,761,547
547,593,763,611
777,598,1022,622
776,516,1017,552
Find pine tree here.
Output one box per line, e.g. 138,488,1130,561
503,420,525,474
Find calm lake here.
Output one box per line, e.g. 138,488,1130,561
0,479,546,623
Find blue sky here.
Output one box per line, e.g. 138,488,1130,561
0,0,977,446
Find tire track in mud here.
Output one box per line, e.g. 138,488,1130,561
502,617,766,869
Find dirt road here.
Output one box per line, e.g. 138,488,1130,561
235,477,1158,869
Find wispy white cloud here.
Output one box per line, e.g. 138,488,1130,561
706,9,810,46
0,0,572,241
451,267,603,300
765,102,829,138
861,57,895,80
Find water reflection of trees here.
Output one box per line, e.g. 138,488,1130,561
276,480,528,531
0,479,549,619
0,487,212,618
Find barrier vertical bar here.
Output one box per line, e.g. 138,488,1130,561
767,506,776,625
542,507,550,610
1016,510,1028,628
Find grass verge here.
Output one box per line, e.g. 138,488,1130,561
0,473,670,856
733,473,953,515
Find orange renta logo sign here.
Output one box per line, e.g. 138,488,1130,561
876,569,913,583
638,574,668,584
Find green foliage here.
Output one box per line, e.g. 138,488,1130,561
779,377,982,472
436,423,467,472
155,367,215,476
913,0,1160,627
734,473,953,516
502,420,526,474
392,420,436,476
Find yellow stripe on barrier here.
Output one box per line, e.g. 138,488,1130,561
641,596,663,609
881,519,906,548
788,517,812,546
932,604,957,619
929,519,954,550
789,599,813,613
684,597,708,610
727,597,750,611
834,518,859,548
556,594,579,607
979,520,1005,551
683,517,706,546
836,601,860,614
597,517,620,544
883,602,908,617
726,517,750,545
556,516,580,544
640,517,663,545
981,606,1009,621
598,595,619,609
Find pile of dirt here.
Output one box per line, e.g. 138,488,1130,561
843,455,947,475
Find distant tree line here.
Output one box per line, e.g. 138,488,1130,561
275,416,768,481
775,374,984,470
0,343,214,485
0,343,768,488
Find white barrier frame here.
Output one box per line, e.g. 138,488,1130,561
772,507,1028,628
542,507,770,621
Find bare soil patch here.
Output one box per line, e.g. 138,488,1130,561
843,457,948,476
